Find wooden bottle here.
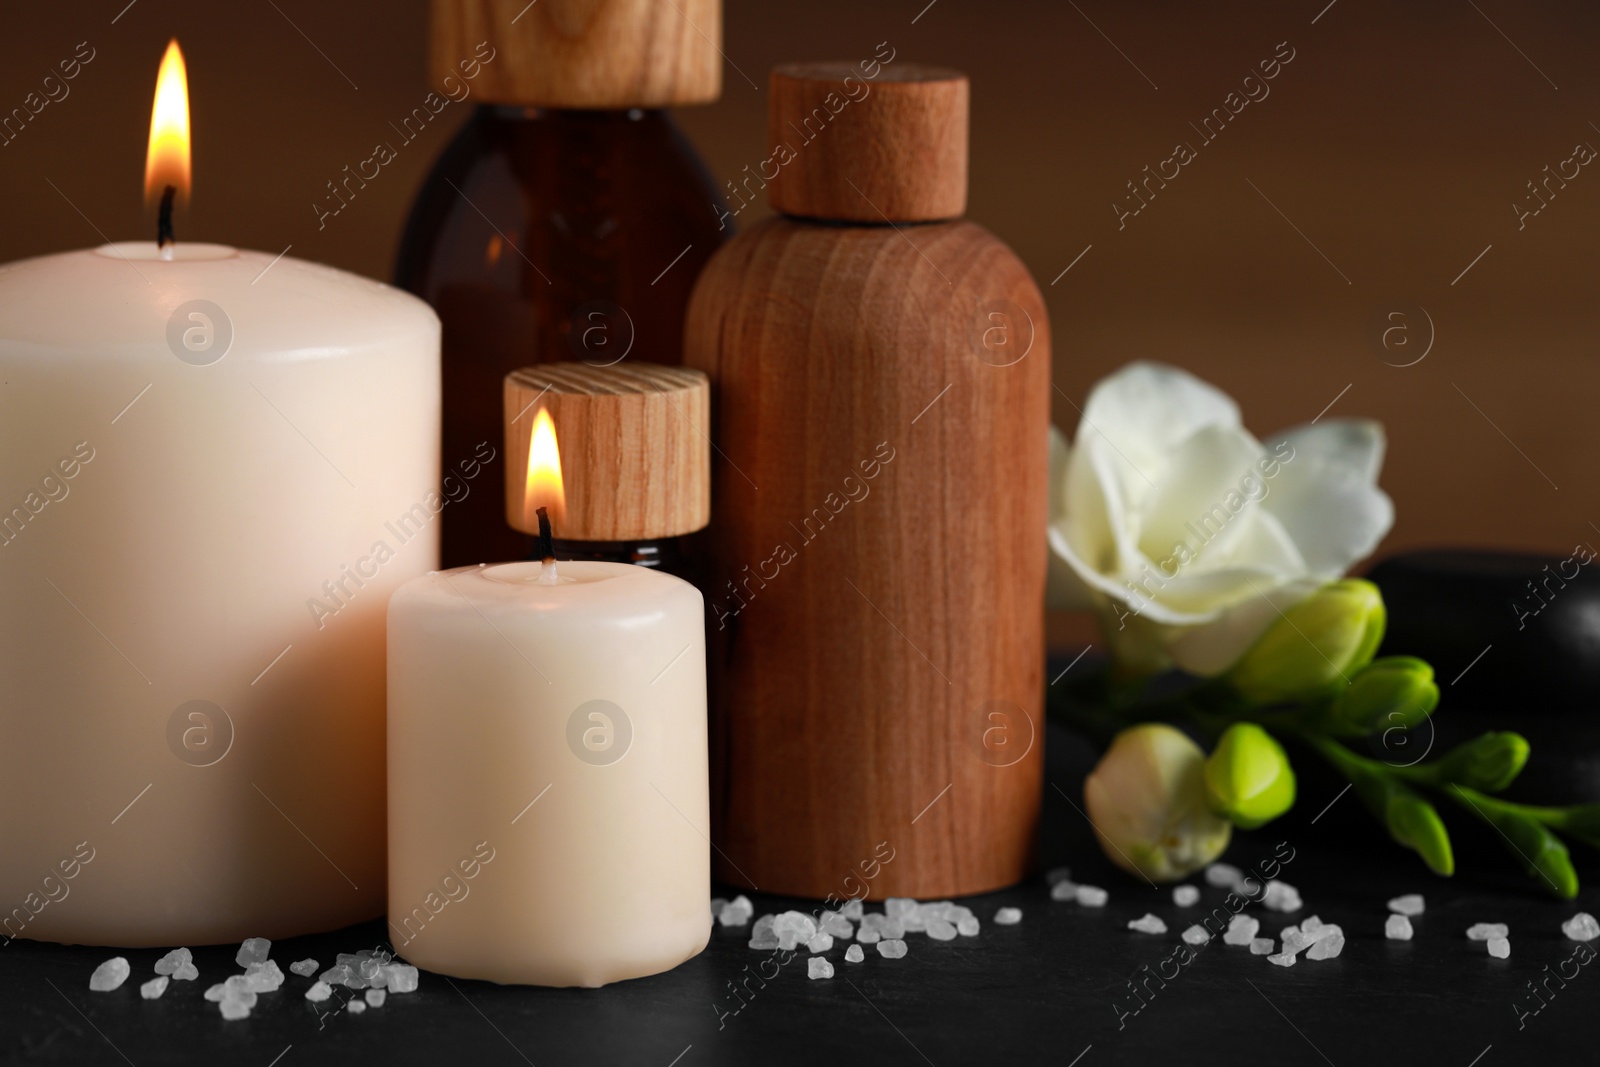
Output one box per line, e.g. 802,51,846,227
684,63,1049,898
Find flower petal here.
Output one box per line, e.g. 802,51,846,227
1166,576,1321,676
1262,420,1394,576
1074,362,1241,508
1047,426,1094,610
1135,423,1268,568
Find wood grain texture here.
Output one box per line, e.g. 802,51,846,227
503,362,710,540
768,63,967,222
431,0,721,108
684,217,1048,898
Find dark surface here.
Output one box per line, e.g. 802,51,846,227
2,719,1591,1067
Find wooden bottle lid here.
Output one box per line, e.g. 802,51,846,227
767,62,968,223
503,362,710,541
430,0,722,108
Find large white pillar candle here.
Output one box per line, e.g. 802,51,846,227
0,242,439,945
386,559,709,986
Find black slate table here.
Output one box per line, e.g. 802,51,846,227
3,720,1591,1066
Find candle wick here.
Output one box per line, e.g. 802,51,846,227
536,505,559,584
157,184,176,257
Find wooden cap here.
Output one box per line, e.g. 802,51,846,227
503,363,710,540
430,0,722,108
767,62,967,223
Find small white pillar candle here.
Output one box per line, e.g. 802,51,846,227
386,560,709,986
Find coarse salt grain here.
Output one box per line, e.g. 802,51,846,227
1467,923,1508,941
1172,885,1200,907
347,999,367,1015
845,944,864,963
290,958,319,978
1223,915,1260,946
1387,893,1425,916
140,976,169,1000
926,918,958,941
1075,886,1108,907
1385,914,1413,941
808,957,834,980
994,907,1023,925
877,939,908,959
1561,913,1599,942
89,957,130,992
1267,952,1297,967
1182,925,1210,946
305,981,333,1002
1127,913,1167,935
1487,937,1511,959
1045,866,1074,886
807,932,834,953
1050,880,1078,901
1250,938,1275,955
1205,863,1241,888
366,988,386,1007
234,937,271,967
1307,932,1345,960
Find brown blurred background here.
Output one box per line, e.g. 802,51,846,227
4,0,1597,648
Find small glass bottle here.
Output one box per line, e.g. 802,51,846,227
397,0,731,568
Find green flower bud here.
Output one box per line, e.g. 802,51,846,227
1228,579,1386,705
1328,656,1439,735
1553,804,1600,850
1385,789,1455,877
1084,723,1232,882
1204,723,1296,829
1468,799,1578,900
1431,732,1530,792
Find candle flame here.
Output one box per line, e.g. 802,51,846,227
145,39,191,206
524,408,566,529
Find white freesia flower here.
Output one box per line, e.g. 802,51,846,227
1047,361,1393,676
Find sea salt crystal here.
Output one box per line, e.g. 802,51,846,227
1488,937,1511,959
1307,933,1345,960
1182,925,1210,946
383,964,419,994
366,989,386,1007
1467,923,1508,941
807,932,834,953
320,964,354,987
1267,952,1297,967
841,899,864,921
880,918,906,939
819,911,853,939
172,960,198,982
220,999,251,1020
1261,881,1302,913
926,918,958,941
153,948,191,976
305,981,333,1002
140,976,169,1000
1205,863,1242,888
223,976,258,1005
877,939,908,959
885,898,918,921
994,907,1023,926
748,914,779,950
235,937,271,967
1307,923,1342,944
242,960,284,993
719,895,754,927
1045,866,1074,886
1127,914,1167,935
1300,915,1324,933
89,957,130,992
1387,894,1425,916
845,944,865,963
856,926,882,945
1050,880,1079,902
1075,886,1108,908
956,915,980,937
774,911,819,950
1172,885,1200,907
1385,914,1413,940
347,999,367,1015
1280,928,1313,955
1250,938,1274,955
808,957,834,980
1237,878,1261,897
1561,912,1600,942
204,983,228,1002
1223,915,1260,946
290,959,319,978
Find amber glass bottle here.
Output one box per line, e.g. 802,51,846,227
397,0,729,567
